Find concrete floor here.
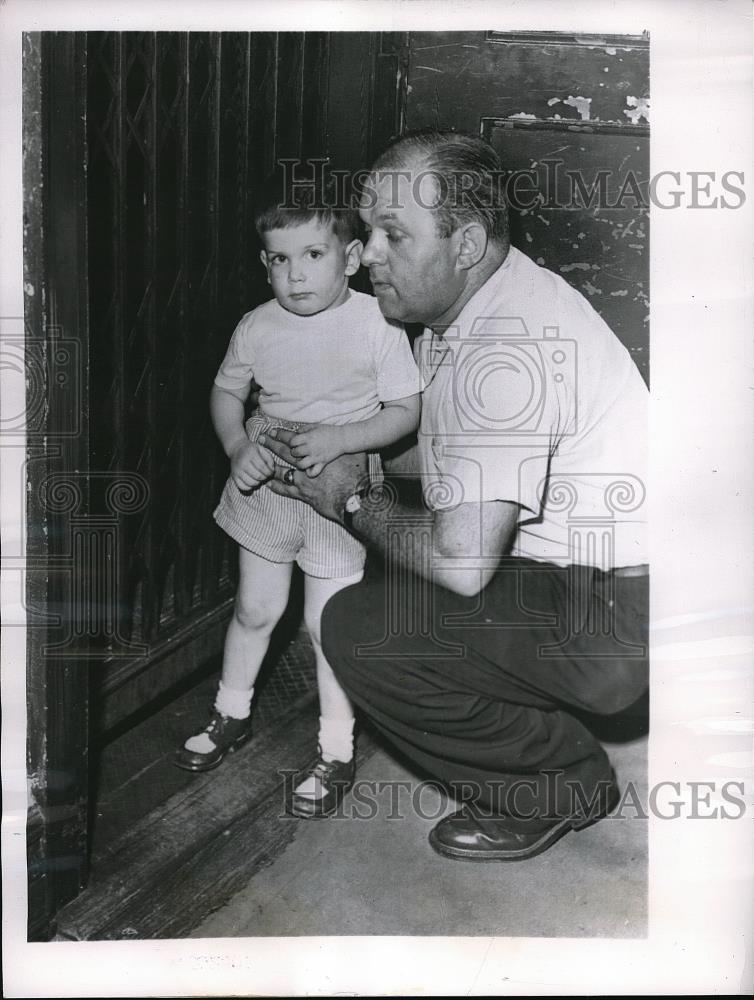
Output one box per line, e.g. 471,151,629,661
190,735,647,939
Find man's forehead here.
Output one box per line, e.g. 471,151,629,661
358,167,438,217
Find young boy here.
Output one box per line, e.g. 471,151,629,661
174,170,421,818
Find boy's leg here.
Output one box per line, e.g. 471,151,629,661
221,548,294,695
289,570,363,811
175,549,293,770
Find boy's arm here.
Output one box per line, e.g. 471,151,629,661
287,394,421,477
337,394,420,454
210,383,250,457
211,382,275,488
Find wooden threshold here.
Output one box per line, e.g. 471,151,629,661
55,697,379,940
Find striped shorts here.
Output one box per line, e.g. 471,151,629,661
213,413,370,579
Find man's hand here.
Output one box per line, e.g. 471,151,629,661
288,424,346,478
260,427,367,523
229,439,275,491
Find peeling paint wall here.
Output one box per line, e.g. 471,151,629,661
404,31,650,382
407,31,649,128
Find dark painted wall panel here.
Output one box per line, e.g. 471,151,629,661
407,30,649,129
25,30,92,940
404,30,649,382
484,120,648,379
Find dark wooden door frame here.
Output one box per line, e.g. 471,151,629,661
24,32,91,941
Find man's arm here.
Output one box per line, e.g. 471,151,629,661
350,493,519,597
261,427,519,597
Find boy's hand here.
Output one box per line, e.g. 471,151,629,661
229,440,275,490
262,428,368,523
288,424,346,478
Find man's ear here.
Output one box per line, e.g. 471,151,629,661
259,249,271,284
344,238,363,277
454,222,488,271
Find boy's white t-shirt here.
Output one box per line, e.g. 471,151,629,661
214,290,421,424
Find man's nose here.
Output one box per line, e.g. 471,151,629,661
360,232,386,267
288,262,305,282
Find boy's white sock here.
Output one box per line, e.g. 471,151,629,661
319,715,355,764
184,682,253,754
214,681,254,720
295,717,355,800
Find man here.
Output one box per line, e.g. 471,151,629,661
262,129,648,861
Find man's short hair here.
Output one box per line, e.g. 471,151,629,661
254,164,357,244
371,129,509,247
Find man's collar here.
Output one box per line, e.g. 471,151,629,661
428,246,516,345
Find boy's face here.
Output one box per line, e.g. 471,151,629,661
260,220,362,316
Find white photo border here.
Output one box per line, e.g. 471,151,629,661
2,0,753,996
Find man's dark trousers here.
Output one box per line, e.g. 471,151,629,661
322,556,648,827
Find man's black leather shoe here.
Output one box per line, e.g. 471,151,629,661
429,777,620,862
